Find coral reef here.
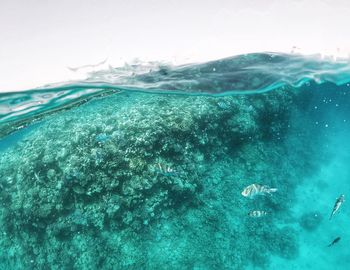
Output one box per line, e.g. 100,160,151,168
0,86,325,269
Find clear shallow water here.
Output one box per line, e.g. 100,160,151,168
0,53,350,269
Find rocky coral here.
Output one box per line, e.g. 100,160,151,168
0,86,325,269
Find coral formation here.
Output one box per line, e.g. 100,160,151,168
0,86,325,269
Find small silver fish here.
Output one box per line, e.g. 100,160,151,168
248,210,268,218
241,184,278,198
330,194,345,220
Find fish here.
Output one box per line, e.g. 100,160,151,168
330,194,345,220
153,163,177,176
248,210,268,218
327,237,341,247
241,184,278,198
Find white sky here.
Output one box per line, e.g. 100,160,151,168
1,0,350,92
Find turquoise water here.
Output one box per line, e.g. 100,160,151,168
1,53,350,269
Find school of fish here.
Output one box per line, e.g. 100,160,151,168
241,182,346,249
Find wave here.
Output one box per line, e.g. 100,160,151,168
1,52,350,132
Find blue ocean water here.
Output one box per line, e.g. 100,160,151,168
0,53,350,269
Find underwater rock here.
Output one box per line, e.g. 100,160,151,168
299,211,323,231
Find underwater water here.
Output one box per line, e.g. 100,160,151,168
1,53,350,269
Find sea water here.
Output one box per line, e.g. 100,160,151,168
0,53,350,269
